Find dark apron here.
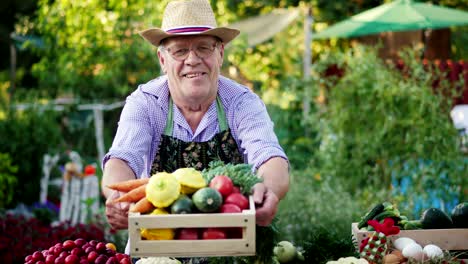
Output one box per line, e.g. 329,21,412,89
151,96,243,174
149,97,243,263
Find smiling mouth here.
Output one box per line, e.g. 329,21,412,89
183,73,206,78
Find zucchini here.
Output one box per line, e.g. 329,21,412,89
358,203,385,229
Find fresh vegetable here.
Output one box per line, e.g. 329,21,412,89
357,203,385,229
232,186,241,193
209,175,234,198
172,167,207,194
106,178,149,192
394,237,416,251
130,197,155,213
423,244,443,259
420,208,453,229
135,257,181,264
140,208,175,240
176,228,199,240
450,202,468,228
113,184,147,203
201,228,227,240
403,220,423,230
273,241,297,263
220,203,242,213
170,194,194,214
402,243,424,261
192,187,223,213
202,161,262,195
220,204,243,238
224,193,249,210
373,209,400,222
146,172,181,208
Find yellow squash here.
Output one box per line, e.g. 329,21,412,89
140,208,175,240
172,168,206,194
146,172,181,208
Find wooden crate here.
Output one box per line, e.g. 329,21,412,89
128,196,256,258
351,222,468,252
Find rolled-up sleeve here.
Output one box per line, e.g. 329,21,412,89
102,89,156,178
231,92,288,170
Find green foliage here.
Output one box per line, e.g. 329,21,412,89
266,78,321,170
31,0,162,99
0,108,63,208
276,168,362,263
314,46,464,197
0,153,18,208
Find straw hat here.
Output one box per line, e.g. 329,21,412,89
140,0,240,46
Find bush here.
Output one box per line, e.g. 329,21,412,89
276,168,362,263
0,213,106,264
0,107,63,208
314,46,466,203
0,153,18,208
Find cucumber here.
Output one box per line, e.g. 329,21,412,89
374,210,400,222
420,208,453,229
403,220,423,230
358,203,385,229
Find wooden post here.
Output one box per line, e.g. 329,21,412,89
40,153,60,204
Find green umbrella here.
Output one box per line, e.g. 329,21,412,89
313,0,468,39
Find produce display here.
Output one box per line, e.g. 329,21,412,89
107,163,261,241
357,201,468,231
23,239,131,264
353,201,468,264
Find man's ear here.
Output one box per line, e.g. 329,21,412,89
157,50,167,73
218,43,225,67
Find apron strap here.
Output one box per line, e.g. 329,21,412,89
216,97,228,132
163,96,229,136
164,98,174,136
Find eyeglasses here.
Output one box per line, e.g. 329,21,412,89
163,42,219,61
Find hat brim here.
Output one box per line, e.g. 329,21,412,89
139,27,240,47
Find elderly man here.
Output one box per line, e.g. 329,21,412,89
102,0,289,234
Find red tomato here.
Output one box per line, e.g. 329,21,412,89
232,186,241,193
177,228,199,240
220,203,242,213
202,228,227,240
209,175,234,197
224,193,249,210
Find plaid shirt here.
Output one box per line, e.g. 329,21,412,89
103,75,287,177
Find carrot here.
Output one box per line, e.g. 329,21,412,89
130,197,155,214
113,184,147,203
107,178,149,192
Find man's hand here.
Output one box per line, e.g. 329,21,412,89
105,190,130,230
252,182,279,226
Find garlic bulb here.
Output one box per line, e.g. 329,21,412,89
423,244,444,259
394,237,416,251
402,243,424,261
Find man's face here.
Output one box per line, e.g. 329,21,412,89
158,35,224,105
